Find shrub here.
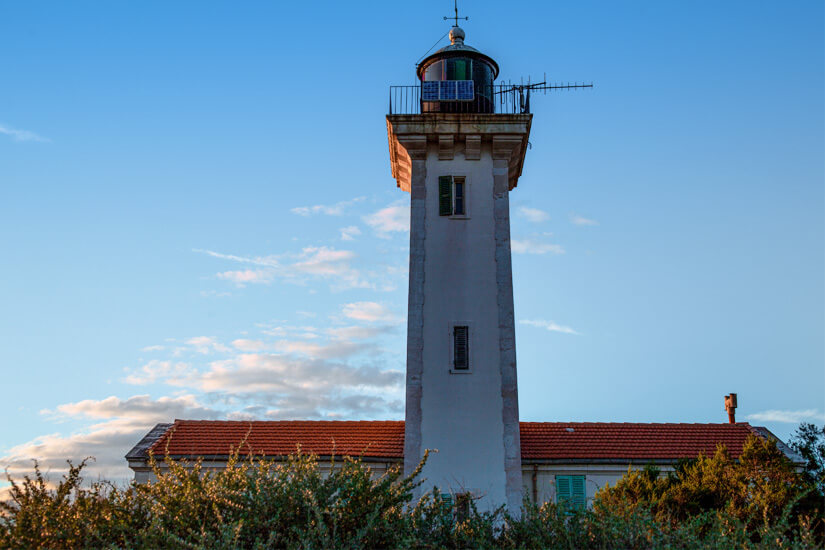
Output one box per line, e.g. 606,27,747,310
1,438,821,549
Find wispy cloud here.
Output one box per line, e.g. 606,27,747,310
746,409,825,424
511,238,565,255
339,225,362,241
518,206,549,223
0,123,50,143
570,213,599,226
325,325,393,341
216,269,273,286
342,301,399,323
3,395,221,491
47,394,220,423
6,307,407,494
194,249,279,267
520,319,580,335
186,336,230,354
192,353,401,396
196,246,372,291
140,345,165,352
291,197,365,216
232,339,270,352
363,202,409,238
123,359,193,385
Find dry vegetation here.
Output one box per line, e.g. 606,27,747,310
1,435,822,549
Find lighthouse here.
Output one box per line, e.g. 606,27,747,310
387,25,531,511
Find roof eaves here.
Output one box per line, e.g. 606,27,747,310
750,425,806,465
125,423,174,460
521,458,687,466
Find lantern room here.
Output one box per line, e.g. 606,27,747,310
417,26,499,113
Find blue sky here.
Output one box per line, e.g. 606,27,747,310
1,0,822,486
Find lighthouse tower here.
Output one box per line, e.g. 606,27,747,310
387,25,531,511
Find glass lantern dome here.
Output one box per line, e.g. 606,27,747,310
417,26,499,114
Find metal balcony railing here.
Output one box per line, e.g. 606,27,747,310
388,82,593,115
388,84,528,115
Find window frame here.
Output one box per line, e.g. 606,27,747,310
438,174,470,219
448,322,473,374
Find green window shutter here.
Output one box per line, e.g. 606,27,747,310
440,492,453,514
439,176,453,216
555,475,571,506
571,475,586,510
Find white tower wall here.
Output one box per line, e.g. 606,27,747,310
388,114,531,512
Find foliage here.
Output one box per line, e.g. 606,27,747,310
1,436,822,549
789,423,825,495
595,435,823,542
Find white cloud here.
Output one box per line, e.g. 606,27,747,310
291,197,365,216
123,360,193,385
232,339,269,352
518,206,549,223
260,393,403,420
216,269,273,286
198,247,371,291
0,123,49,143
339,225,362,241
363,203,409,237
186,336,230,354
49,394,219,423
2,395,221,491
292,246,370,290
140,345,165,352
745,409,825,424
342,302,399,323
192,353,402,396
326,325,392,341
200,290,232,298
520,319,580,335
272,340,370,360
3,307,408,496
292,247,354,276
194,249,279,267
511,238,565,255
1,423,146,492
570,213,599,226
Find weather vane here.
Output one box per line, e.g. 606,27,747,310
444,0,468,26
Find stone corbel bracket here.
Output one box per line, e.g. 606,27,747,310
387,113,532,193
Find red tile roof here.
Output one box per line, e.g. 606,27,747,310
148,420,763,462
519,422,757,461
151,420,405,459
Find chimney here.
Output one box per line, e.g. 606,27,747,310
724,393,738,423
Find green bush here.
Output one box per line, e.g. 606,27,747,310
1,437,822,549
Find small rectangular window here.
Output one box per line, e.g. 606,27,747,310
453,177,465,215
453,326,469,370
438,176,467,217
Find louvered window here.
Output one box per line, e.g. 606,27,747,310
453,326,469,370
555,475,586,510
438,176,467,216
